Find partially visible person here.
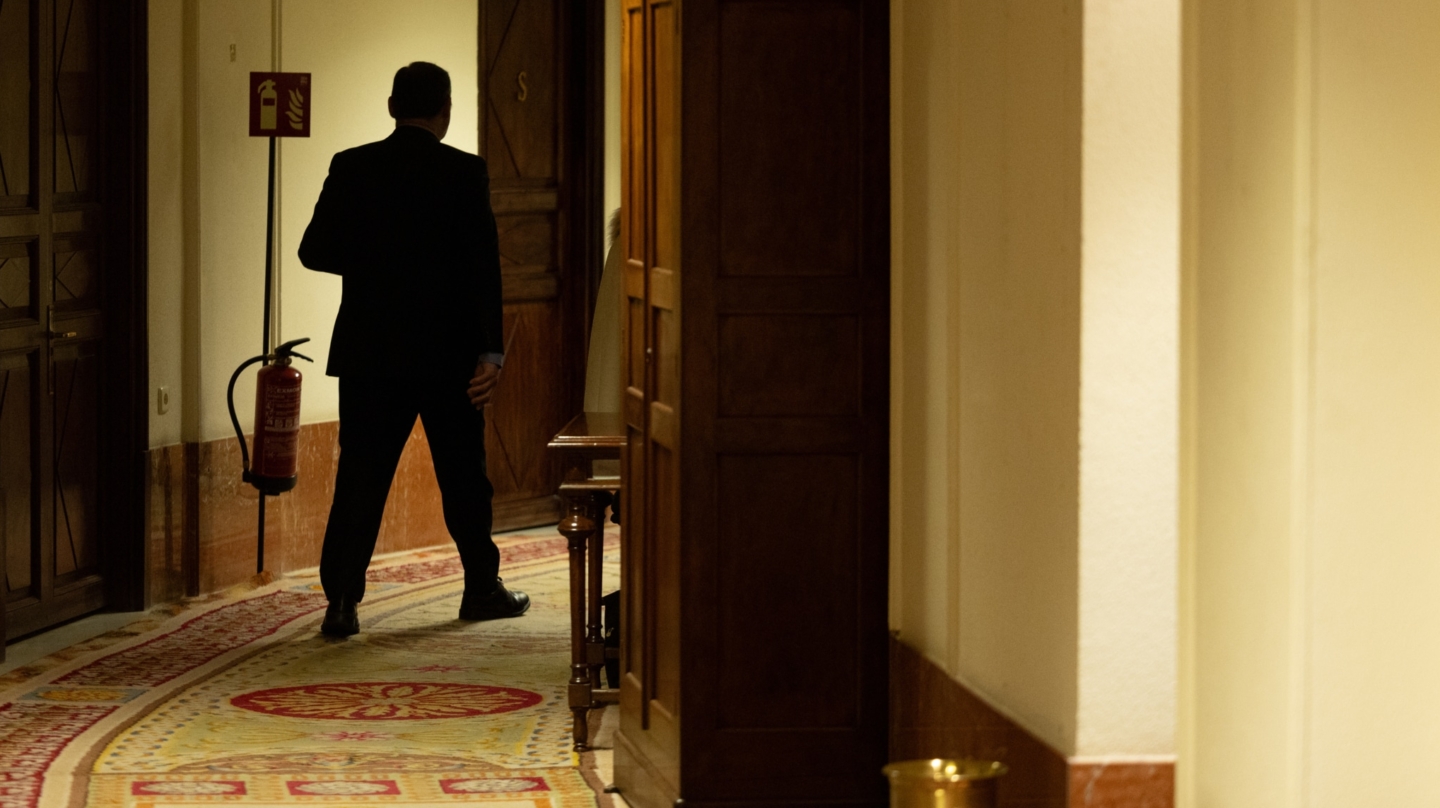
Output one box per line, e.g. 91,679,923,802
584,209,623,416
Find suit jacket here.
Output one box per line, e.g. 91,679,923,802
298,125,503,379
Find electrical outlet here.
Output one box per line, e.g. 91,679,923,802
157,386,170,415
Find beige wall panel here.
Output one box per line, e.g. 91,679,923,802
1077,0,1181,757
148,0,185,448
891,0,1082,754
194,3,276,443
1183,0,1305,803
1309,0,1440,801
1185,0,1440,804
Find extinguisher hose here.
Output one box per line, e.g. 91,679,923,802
226,354,268,473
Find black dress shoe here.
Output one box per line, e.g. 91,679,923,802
459,578,530,621
321,595,360,637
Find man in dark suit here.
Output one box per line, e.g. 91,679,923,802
299,61,529,637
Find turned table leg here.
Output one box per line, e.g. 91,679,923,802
586,492,612,690
559,490,597,751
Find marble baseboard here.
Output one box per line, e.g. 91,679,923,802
143,443,193,605
889,636,1173,808
146,419,529,599
1068,761,1174,808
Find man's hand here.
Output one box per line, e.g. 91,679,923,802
468,362,502,409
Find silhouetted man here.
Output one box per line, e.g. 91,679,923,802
299,61,529,637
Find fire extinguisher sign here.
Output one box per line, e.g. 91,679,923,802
249,72,311,138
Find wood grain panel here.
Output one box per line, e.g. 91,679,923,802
51,340,102,581
496,213,556,268
484,0,558,182
1,351,36,603
500,269,559,302
718,314,860,416
0,0,32,208
625,295,645,391
486,302,568,509
718,2,862,278
717,453,860,729
650,442,681,711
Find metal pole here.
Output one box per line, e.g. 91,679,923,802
257,135,277,576
263,136,276,357
258,495,266,575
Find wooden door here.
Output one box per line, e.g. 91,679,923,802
616,0,682,801
478,0,603,531
1,0,147,645
616,1,891,804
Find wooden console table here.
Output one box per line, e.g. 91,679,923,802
547,412,624,751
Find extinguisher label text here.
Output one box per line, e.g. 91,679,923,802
264,384,302,432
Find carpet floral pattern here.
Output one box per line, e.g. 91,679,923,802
0,528,618,807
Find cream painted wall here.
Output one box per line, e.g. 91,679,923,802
148,0,185,448
1180,0,1306,803
147,0,288,446
1076,0,1180,757
891,0,1082,753
953,0,1088,753
604,0,622,251
193,4,275,444
276,0,479,428
146,1,479,446
1308,2,1440,799
889,0,964,686
891,0,1179,758
1183,0,1440,804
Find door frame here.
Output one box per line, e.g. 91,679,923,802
97,0,150,616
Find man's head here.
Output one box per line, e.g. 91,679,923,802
388,61,452,139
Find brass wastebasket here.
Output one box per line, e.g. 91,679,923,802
882,759,1007,808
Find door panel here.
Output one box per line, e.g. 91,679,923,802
0,352,36,602
51,339,100,583
53,0,99,202
0,241,34,321
0,0,32,207
479,0,596,531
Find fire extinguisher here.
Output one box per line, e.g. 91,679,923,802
226,337,314,496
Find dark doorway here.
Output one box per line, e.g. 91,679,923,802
477,0,605,531
0,0,147,648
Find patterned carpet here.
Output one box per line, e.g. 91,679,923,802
0,527,617,807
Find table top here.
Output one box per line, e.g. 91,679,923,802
547,412,626,455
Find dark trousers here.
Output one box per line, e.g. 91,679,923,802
319,373,498,602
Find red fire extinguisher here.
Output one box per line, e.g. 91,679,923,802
227,337,313,495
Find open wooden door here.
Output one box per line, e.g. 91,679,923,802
477,0,603,531
616,1,891,804
615,0,681,799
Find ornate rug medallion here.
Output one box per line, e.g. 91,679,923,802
231,682,543,720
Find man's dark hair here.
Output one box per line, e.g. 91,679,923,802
391,62,451,119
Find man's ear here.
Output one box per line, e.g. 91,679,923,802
387,96,396,119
